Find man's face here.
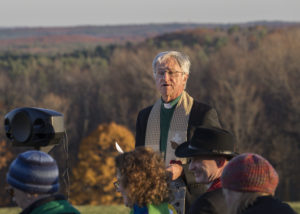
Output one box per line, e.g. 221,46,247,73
155,57,188,103
188,156,220,184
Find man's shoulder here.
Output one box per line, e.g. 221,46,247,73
137,105,154,121
138,98,212,115
138,100,213,120
191,100,213,111
189,189,226,214
139,105,154,114
189,99,221,129
194,188,224,203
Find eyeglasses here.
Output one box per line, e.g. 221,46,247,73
156,70,184,78
6,187,14,198
114,181,120,192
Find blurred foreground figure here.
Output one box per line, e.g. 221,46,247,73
221,153,296,214
115,147,177,214
7,150,80,214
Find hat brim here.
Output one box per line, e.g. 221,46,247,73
175,142,238,158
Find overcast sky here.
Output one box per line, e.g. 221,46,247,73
0,0,299,27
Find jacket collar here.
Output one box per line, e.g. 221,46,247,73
20,194,65,214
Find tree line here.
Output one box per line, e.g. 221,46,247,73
0,25,299,205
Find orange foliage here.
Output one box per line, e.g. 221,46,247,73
70,122,135,205
0,140,13,206
0,140,13,169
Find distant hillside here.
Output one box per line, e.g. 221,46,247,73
0,23,204,53
0,23,207,39
0,21,299,54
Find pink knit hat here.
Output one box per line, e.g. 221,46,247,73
221,153,279,195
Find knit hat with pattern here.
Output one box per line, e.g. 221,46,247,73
7,150,59,194
221,153,279,195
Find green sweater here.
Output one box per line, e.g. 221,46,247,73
160,95,181,157
31,200,80,214
21,195,80,214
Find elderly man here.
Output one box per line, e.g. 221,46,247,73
135,51,221,212
6,150,80,214
175,126,237,214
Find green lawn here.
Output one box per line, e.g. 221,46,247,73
0,203,298,214
288,202,300,213
76,205,130,214
0,205,130,214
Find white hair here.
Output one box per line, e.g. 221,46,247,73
152,51,191,77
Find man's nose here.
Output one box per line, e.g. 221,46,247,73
162,72,170,80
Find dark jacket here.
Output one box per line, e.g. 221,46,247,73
20,194,80,214
188,188,227,214
242,196,297,214
135,100,221,147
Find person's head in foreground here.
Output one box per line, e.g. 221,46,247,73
115,147,176,213
6,150,80,214
152,51,190,103
221,153,296,214
175,126,237,186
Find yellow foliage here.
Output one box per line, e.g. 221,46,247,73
0,140,13,169
85,169,97,185
70,122,135,205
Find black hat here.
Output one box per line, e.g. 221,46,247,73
175,126,237,158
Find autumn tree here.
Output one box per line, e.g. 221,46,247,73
249,28,300,200
0,140,13,206
108,47,158,130
70,122,135,205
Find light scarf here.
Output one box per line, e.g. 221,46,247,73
145,91,194,165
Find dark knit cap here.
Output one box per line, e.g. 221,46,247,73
221,153,279,195
7,150,59,194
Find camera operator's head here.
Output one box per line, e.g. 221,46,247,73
6,150,59,209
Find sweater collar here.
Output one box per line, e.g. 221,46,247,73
20,194,65,214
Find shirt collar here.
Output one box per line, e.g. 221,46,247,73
162,94,182,109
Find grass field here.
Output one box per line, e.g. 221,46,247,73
0,203,298,213
288,202,300,213
0,205,130,214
